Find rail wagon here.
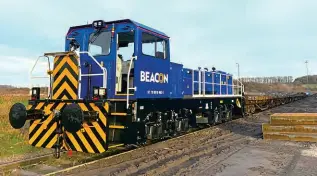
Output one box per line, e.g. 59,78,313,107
244,92,308,114
9,19,247,157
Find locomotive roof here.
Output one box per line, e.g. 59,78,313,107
67,19,169,38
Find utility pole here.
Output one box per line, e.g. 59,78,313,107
236,63,240,81
305,60,309,84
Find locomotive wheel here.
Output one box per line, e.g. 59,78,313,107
213,109,221,124
219,106,225,123
225,108,233,122
9,103,27,129
205,111,213,125
61,104,84,133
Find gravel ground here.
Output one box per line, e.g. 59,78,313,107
8,95,317,176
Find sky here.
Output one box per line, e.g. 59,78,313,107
1,0,317,87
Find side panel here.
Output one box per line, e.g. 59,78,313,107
169,62,183,98
205,72,213,94
214,72,220,95
221,73,227,95
182,68,192,96
134,29,170,98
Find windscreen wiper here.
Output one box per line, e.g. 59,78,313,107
89,30,102,44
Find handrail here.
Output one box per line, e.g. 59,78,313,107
202,70,206,96
126,56,137,109
30,55,52,99
236,78,245,93
191,68,244,97
191,69,194,95
78,51,108,99
198,69,201,95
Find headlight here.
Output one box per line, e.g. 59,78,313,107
93,88,99,95
92,20,105,29
99,88,106,96
92,87,107,100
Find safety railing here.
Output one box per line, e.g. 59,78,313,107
126,56,137,109
192,68,244,97
30,56,52,99
78,51,107,99
234,78,244,95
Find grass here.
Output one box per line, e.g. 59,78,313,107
0,94,39,158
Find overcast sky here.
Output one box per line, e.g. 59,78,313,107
1,0,317,87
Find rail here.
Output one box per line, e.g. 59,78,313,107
192,68,244,97
78,51,108,99
126,56,137,109
30,55,52,99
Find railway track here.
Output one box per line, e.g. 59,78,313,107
0,118,260,175
44,120,263,176
0,95,308,176
0,152,56,172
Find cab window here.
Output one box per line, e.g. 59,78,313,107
142,32,166,59
89,31,111,56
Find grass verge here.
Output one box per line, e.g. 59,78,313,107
0,94,39,158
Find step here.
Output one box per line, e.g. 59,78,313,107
109,125,125,129
109,100,127,114
270,113,317,125
263,132,317,142
108,143,125,149
108,99,127,101
111,112,127,116
262,123,317,133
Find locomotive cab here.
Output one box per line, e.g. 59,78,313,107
65,19,171,100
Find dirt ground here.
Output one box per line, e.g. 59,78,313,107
43,95,315,176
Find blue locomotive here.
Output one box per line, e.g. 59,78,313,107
9,19,244,156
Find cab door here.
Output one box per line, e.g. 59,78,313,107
113,24,136,99
134,30,170,99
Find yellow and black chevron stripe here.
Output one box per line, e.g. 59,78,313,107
52,53,79,100
28,102,109,153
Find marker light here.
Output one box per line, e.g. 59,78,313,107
111,23,115,41
31,87,40,100
92,87,107,100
